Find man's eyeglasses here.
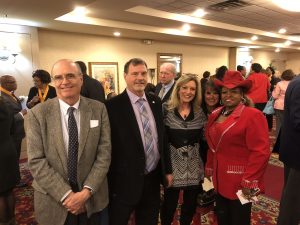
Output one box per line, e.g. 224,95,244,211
52,73,79,83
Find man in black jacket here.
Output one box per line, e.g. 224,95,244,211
105,58,172,225
277,75,300,225
75,61,105,102
155,63,176,103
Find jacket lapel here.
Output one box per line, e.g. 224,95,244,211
49,99,68,175
121,91,144,150
78,97,92,161
207,104,245,152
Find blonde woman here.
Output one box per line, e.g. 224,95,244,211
160,74,206,225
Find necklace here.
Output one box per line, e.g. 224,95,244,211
221,108,234,116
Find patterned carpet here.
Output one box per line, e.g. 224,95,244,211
15,127,282,225
15,156,282,225
14,160,37,225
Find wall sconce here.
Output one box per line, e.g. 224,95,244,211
148,68,156,84
0,47,19,64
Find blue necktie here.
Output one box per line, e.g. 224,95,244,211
137,98,156,173
67,107,78,184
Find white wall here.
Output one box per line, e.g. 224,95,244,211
251,50,288,74
38,29,229,93
0,24,40,96
3,25,298,97
286,53,300,75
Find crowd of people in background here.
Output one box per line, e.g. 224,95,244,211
0,58,299,225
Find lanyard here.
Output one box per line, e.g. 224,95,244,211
0,86,18,102
38,85,49,103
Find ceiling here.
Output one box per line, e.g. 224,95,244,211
1,0,300,52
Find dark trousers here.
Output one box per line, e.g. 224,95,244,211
278,168,300,225
160,188,200,225
283,164,291,187
255,103,272,129
108,169,160,225
215,194,251,225
65,211,102,225
254,103,266,112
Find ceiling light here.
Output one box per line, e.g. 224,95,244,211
192,9,207,17
113,32,121,37
284,40,292,46
251,35,258,41
278,28,286,34
275,48,280,52
73,7,87,16
272,0,300,12
182,24,191,32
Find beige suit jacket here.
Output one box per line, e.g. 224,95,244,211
27,96,111,225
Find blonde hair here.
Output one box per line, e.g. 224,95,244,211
167,73,201,111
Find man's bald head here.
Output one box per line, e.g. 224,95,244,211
0,75,17,91
159,63,176,85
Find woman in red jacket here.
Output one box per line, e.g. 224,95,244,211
205,70,270,225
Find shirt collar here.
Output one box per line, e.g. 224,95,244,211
163,79,175,89
126,89,147,104
58,98,80,116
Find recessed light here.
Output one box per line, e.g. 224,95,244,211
272,0,300,12
251,35,258,41
278,28,286,34
73,7,87,16
192,9,207,17
284,40,292,46
113,32,121,37
275,48,280,52
182,24,191,32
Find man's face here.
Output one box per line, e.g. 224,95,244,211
52,60,83,104
159,64,175,85
241,67,247,76
124,63,148,97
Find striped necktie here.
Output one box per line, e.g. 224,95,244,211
158,86,165,99
136,98,156,173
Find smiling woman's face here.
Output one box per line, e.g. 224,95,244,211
221,87,242,110
178,80,196,104
205,86,219,108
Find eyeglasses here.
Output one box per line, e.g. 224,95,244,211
52,73,80,83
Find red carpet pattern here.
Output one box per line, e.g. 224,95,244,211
14,160,37,225
16,124,282,225
16,158,281,225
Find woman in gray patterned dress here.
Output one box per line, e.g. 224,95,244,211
160,74,206,225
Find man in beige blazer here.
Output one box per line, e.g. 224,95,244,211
27,59,111,225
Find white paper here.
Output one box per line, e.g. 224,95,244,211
90,120,99,128
202,177,214,192
236,190,258,205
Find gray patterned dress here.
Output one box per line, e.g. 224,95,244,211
163,105,207,189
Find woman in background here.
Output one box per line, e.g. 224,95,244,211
0,97,19,225
205,71,270,225
200,71,210,93
26,69,56,108
200,80,221,165
202,80,221,117
272,69,295,137
160,74,206,225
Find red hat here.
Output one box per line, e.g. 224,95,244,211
214,70,252,92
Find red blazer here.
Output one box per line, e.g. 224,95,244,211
205,104,270,199
247,73,270,103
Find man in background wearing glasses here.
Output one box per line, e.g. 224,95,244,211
27,59,111,225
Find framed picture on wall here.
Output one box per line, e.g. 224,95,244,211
88,62,119,96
